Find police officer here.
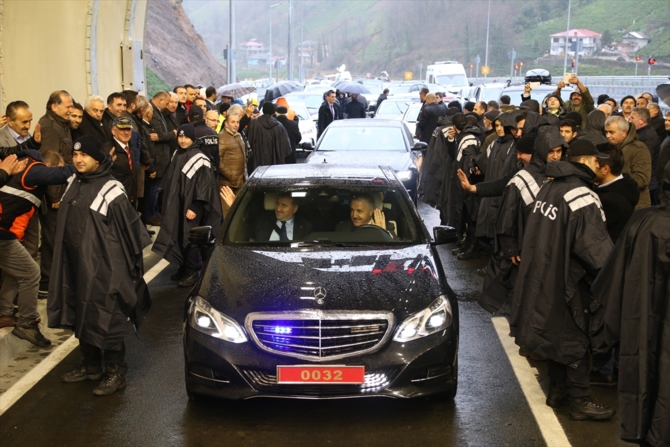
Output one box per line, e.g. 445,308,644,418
48,135,152,396
509,139,615,421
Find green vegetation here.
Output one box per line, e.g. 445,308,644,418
182,0,669,79
146,67,170,97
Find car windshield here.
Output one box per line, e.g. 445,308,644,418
481,86,505,102
435,74,467,86
389,85,418,94
283,93,323,110
318,126,406,151
291,105,311,121
375,101,411,118
404,104,422,123
224,187,421,245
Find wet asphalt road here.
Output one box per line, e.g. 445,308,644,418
0,204,628,447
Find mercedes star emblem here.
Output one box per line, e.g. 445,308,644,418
314,286,327,304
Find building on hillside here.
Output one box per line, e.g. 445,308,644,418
549,29,602,56
239,39,265,66
619,32,650,54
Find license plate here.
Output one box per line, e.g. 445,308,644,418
276,365,365,384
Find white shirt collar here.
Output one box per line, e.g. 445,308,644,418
598,174,623,188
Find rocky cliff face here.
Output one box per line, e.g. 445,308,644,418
145,0,227,88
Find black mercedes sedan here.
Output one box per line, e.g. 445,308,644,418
183,164,458,401
303,119,426,203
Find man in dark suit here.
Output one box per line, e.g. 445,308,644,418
255,193,312,241
317,90,340,139
276,106,301,163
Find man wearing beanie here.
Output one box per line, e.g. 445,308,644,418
246,101,292,173
510,138,615,421
152,124,222,287
48,135,152,395
0,147,75,346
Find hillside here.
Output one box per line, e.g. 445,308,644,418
180,0,669,79
145,0,228,93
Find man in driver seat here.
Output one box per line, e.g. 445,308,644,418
254,192,312,241
336,193,393,235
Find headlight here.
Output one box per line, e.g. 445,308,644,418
189,296,247,343
394,295,452,342
396,170,413,180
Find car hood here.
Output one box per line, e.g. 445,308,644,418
306,150,412,171
196,245,444,322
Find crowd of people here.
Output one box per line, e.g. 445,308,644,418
0,77,668,443
0,84,305,396
417,76,669,444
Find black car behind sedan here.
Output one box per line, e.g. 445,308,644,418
304,119,426,203
184,164,458,401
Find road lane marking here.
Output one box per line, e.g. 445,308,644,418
492,316,572,447
0,258,170,416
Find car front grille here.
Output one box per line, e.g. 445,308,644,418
245,311,395,361
239,367,401,396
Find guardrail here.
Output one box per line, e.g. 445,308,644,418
468,76,669,88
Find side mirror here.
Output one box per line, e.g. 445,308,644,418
433,226,459,245
188,226,213,246
301,142,315,151
413,141,428,151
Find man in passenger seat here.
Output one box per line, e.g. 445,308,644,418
254,192,313,241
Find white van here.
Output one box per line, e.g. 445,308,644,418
425,61,468,93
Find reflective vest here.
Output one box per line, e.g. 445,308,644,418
0,159,44,241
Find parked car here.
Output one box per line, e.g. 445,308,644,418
468,83,508,104
374,98,418,120
184,164,459,401
290,102,317,146
281,92,327,120
402,102,424,138
304,119,425,203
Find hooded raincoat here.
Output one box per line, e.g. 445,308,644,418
47,156,152,350
509,161,613,366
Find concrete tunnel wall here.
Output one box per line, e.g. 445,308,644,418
0,0,148,125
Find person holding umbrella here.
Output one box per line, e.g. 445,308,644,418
345,94,366,119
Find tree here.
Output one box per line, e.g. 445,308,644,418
601,29,613,47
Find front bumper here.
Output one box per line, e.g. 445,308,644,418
184,322,457,400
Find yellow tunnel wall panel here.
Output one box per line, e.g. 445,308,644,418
0,0,147,122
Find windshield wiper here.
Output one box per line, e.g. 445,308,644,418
296,240,370,248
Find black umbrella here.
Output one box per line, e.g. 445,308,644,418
264,81,303,102
336,82,371,95
656,84,670,106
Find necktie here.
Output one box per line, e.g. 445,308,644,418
330,105,334,118
278,221,288,241
124,145,133,170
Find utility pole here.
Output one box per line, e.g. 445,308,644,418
288,0,293,80
269,3,283,82
484,0,491,79
508,49,516,80
229,0,236,83
562,0,572,76
299,1,304,82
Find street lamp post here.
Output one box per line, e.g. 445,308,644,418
562,0,572,75
484,0,490,79
288,0,293,80
269,2,283,82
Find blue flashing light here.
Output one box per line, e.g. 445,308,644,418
274,326,292,335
